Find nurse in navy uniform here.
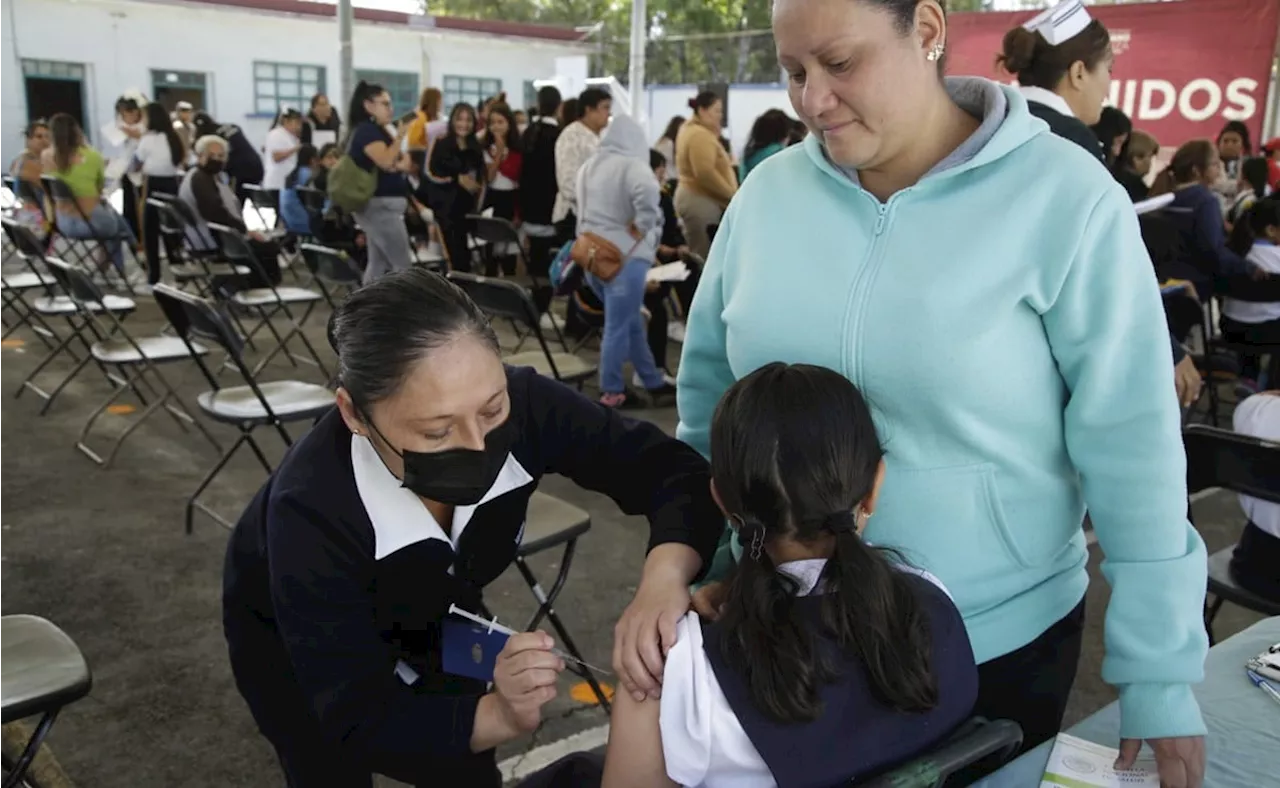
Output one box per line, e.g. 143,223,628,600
998,0,1110,164
222,268,722,787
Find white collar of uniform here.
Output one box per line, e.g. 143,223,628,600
351,434,533,560
1018,85,1075,119
778,559,828,596
776,556,953,600
539,116,558,127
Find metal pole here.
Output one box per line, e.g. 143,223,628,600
338,0,354,112
628,0,646,120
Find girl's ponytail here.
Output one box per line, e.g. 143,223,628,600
708,362,941,725
719,515,831,723
822,520,938,712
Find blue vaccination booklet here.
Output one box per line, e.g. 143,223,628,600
440,618,508,682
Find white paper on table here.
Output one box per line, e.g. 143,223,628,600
647,261,690,284
99,123,128,148
1134,193,1174,216
311,130,337,149
1041,734,1158,788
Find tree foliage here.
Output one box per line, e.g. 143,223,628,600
424,1,1009,85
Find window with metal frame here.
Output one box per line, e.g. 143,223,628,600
354,70,420,116
442,75,502,114
253,61,325,116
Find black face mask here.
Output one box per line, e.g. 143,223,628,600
366,416,515,507
201,159,225,175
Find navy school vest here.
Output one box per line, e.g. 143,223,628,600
700,575,979,788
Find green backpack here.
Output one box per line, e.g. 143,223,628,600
326,135,376,212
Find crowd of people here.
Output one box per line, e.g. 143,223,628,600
7,1,1280,787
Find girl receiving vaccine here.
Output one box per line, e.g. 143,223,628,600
603,363,978,788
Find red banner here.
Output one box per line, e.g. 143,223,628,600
946,0,1279,148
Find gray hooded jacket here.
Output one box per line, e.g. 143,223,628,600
575,114,662,265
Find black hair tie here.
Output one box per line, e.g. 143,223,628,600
823,510,859,534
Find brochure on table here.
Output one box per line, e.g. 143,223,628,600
1041,733,1158,788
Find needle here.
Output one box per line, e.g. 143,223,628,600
448,604,614,677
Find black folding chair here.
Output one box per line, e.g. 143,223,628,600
298,243,362,309
153,284,335,532
447,272,596,388
1184,424,1280,644
41,175,134,292
41,257,219,466
1203,338,1280,428
0,219,59,348
148,197,255,296
860,717,1024,788
466,215,565,349
206,222,329,379
5,228,138,414
0,267,49,343
1,615,92,788
512,492,610,712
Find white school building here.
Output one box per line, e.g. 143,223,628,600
1,0,593,166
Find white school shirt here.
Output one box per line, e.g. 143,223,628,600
114,120,148,185
1223,242,1280,324
261,126,299,191
133,132,182,177
1233,393,1280,539
484,149,518,191
659,560,952,788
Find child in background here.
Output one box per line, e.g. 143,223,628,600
1263,138,1280,192
602,363,978,788
278,144,317,237
1222,198,1280,390
1230,390,1280,602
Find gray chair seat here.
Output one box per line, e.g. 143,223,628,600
1,615,92,724
519,492,591,556
172,263,251,280
1207,547,1280,616
197,380,333,421
231,286,322,307
505,351,596,383
32,294,135,315
2,271,54,290
91,335,210,364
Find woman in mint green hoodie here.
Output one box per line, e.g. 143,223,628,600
676,0,1207,782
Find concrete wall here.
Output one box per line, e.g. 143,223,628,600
644,84,794,161
1,0,589,165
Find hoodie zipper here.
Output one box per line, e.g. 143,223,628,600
843,191,908,387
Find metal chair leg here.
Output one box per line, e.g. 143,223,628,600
1,709,59,788
1203,596,1224,647
187,433,249,533
513,545,611,713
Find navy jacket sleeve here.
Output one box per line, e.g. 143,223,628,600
514,368,722,577
1194,196,1249,277
265,494,480,779
1171,331,1185,364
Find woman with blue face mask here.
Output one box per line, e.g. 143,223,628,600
222,268,722,788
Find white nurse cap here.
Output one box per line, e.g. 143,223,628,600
1022,0,1093,47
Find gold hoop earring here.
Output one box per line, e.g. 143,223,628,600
926,43,945,62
